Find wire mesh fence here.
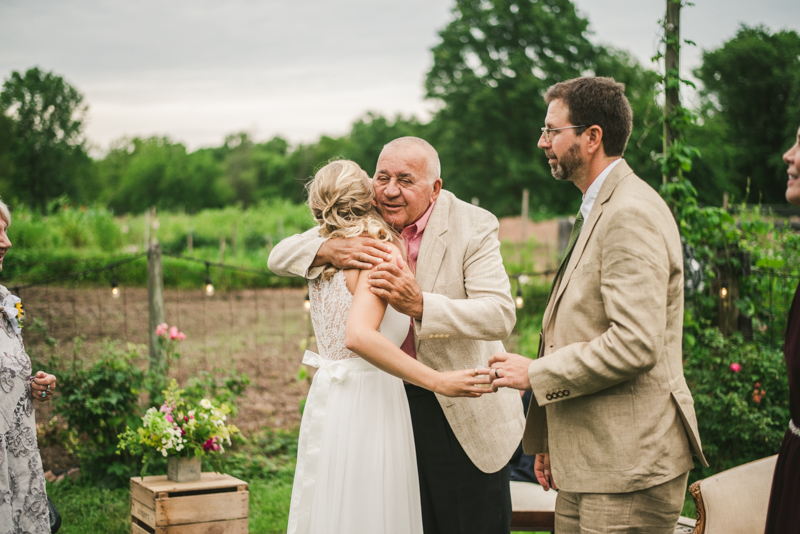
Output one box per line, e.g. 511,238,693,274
14,261,316,433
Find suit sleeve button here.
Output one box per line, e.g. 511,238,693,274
545,394,552,401
564,390,570,396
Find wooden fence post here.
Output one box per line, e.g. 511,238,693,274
148,243,165,376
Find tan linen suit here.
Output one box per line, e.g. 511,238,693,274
269,190,524,473
523,160,708,495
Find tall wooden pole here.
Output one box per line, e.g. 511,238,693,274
663,0,680,184
148,242,165,375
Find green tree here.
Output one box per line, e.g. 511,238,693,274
0,67,94,209
693,26,800,205
98,137,228,213
424,0,662,216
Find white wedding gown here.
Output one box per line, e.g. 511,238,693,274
287,270,423,534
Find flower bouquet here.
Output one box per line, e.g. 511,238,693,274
118,379,239,481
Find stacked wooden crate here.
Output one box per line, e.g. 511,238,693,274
131,473,248,533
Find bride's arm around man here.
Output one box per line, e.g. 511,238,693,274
269,137,524,533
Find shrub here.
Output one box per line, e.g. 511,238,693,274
685,328,790,479
53,341,147,487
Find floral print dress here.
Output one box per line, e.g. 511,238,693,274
0,285,49,533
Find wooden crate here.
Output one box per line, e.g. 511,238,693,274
131,473,248,534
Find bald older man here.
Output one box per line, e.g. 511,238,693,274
268,137,524,534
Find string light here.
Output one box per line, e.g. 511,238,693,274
205,262,215,297
720,286,728,299
304,292,311,311
111,275,120,299
515,284,524,309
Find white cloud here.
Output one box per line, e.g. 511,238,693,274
2,0,798,152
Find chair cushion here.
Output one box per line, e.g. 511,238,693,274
693,455,778,534
511,480,558,512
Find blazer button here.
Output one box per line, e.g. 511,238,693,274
546,394,553,401
564,390,570,396
556,392,563,398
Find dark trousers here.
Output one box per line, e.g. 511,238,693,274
405,384,512,534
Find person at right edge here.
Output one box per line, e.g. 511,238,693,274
764,124,800,534
486,77,708,533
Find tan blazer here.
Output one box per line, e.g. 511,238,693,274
269,190,525,473
523,160,708,493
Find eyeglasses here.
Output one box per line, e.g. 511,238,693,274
540,125,586,143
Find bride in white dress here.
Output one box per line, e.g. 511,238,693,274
286,160,489,534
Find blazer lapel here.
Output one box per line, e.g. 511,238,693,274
542,160,633,333
413,193,449,353
415,192,450,293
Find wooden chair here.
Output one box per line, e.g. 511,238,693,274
510,480,556,532
688,455,778,534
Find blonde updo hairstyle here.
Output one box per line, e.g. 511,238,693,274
307,160,403,281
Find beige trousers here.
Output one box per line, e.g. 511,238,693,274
554,471,690,534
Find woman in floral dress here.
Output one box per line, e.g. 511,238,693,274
0,200,58,533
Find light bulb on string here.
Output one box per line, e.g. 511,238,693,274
205,262,215,297
720,286,728,299
515,283,524,309
111,277,120,299
304,292,311,311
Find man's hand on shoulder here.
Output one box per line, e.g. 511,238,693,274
368,256,424,320
486,352,533,391
313,236,393,270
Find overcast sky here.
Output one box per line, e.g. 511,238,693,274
1,0,797,153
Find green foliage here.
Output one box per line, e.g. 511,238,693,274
0,200,313,290
0,68,95,209
182,368,252,416
52,341,147,487
685,329,789,478
49,335,251,487
510,277,551,358
424,0,662,216
224,428,298,482
692,25,800,205
653,5,796,480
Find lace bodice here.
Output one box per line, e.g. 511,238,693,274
309,270,410,361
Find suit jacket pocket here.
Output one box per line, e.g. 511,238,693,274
560,394,639,472
669,381,708,467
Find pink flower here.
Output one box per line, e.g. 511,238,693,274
165,414,173,423
169,326,179,340
202,437,221,452
159,403,173,414
730,363,742,372
180,428,186,436
178,332,187,341
155,323,168,337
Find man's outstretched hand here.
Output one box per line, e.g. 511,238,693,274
314,236,393,270
485,352,533,392
369,256,424,320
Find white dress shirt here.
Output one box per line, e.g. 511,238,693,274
579,158,622,222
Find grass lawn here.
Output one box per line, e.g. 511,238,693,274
48,476,294,533
47,477,695,533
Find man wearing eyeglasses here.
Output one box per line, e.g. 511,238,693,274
486,77,707,533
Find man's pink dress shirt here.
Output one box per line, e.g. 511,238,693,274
398,201,436,359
